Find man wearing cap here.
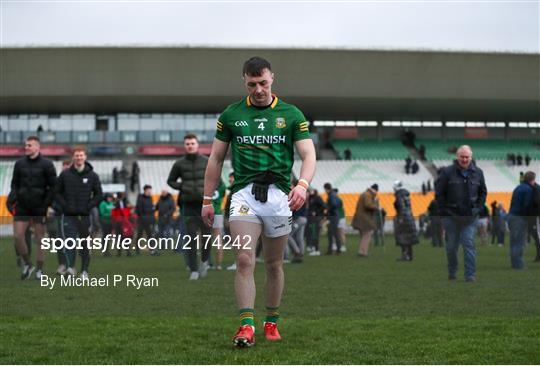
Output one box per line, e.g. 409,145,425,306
352,184,379,257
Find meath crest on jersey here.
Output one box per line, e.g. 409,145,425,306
239,205,250,215
275,117,286,129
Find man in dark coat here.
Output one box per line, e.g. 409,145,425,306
135,184,155,255
427,199,443,247
167,133,210,280
393,181,419,261
507,171,535,269
306,188,325,255
435,145,487,282
155,189,176,240
55,148,102,278
324,183,343,255
8,136,57,280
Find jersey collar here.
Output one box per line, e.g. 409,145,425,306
246,94,279,109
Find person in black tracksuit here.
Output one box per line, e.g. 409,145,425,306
135,185,155,255
55,150,102,276
167,134,210,279
8,136,57,279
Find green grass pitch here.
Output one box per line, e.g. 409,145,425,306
1,235,539,364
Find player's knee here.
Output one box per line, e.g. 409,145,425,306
264,259,283,276
236,252,255,273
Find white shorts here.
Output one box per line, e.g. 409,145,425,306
212,214,224,229
338,217,347,230
229,183,292,238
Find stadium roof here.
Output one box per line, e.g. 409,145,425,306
1,47,539,121
4,44,538,54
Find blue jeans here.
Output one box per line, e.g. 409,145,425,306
508,215,527,269
442,217,478,279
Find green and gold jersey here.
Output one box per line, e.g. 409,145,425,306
215,95,310,194
212,179,226,214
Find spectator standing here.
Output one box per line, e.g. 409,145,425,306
130,161,140,192
411,160,419,174
495,203,508,247
419,144,426,160
155,189,176,243
435,145,487,282
352,184,379,257
55,148,102,278
427,199,443,247
405,156,412,174
324,183,343,255
8,136,57,280
135,184,156,255
507,171,535,269
167,133,210,280
306,188,325,256
393,181,419,261
525,154,531,166
344,148,352,160
99,194,115,256
490,200,498,245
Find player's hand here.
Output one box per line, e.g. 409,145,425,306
201,205,215,227
288,185,307,211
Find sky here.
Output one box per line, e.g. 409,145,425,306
1,1,539,53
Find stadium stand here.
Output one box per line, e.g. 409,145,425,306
418,139,540,160
293,160,433,193
332,140,411,160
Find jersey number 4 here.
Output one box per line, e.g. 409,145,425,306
258,122,265,130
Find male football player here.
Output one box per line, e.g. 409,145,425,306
202,57,316,347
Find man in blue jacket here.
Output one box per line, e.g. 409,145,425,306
508,171,535,269
435,145,487,282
